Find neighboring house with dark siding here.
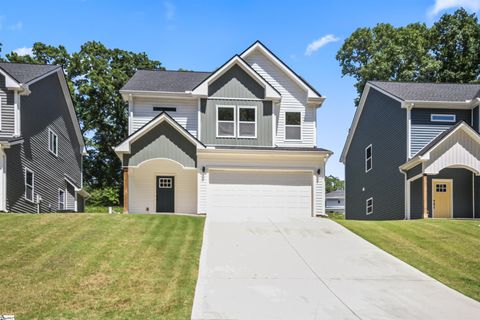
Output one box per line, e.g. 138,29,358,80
115,41,332,217
341,81,480,220
0,62,88,213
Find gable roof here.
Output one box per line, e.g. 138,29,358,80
399,121,480,172
121,70,211,92
115,111,205,154
240,40,323,99
369,81,480,102
191,55,281,99
326,190,344,199
0,62,60,84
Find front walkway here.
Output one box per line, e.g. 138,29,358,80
191,213,480,319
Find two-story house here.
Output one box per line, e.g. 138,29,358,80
341,81,480,220
0,62,88,213
115,41,331,216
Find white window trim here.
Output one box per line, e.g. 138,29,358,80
237,106,257,139
216,105,236,138
0,96,2,131
58,188,65,211
366,197,373,215
431,114,456,122
284,111,302,141
48,128,58,156
365,144,372,173
25,167,34,203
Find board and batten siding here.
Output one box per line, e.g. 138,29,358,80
410,108,471,156
128,159,197,214
5,72,83,213
130,97,198,137
208,64,264,99
345,88,407,220
200,98,273,146
123,121,197,168
0,74,15,138
243,50,316,147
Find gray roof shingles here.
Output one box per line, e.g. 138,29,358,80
326,190,344,199
121,70,211,92
369,81,480,102
0,62,60,84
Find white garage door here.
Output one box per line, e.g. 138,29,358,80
207,171,312,216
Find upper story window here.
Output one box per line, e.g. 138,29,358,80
25,168,34,202
285,112,301,140
48,128,58,156
366,197,373,215
365,144,372,172
58,189,65,211
238,106,257,138
216,106,236,137
431,114,456,122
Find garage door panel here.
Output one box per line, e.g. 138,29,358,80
208,171,312,216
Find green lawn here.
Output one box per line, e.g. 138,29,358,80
333,217,480,301
0,213,205,319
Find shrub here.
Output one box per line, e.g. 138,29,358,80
87,187,120,206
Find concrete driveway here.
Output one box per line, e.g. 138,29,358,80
191,213,480,320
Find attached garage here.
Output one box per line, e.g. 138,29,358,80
207,170,313,216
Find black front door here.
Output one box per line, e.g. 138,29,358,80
156,176,175,212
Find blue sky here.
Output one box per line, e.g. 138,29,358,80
1,0,479,178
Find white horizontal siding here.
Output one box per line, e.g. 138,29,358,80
131,97,198,137
128,159,197,214
244,50,315,147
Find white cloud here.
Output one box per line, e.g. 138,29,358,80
9,21,23,31
164,1,175,20
13,47,33,57
305,34,339,56
428,0,480,17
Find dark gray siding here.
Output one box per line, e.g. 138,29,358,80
208,64,264,99
123,121,197,168
345,88,407,220
410,108,471,156
406,163,422,180
476,176,480,218
473,106,479,133
0,74,15,138
410,178,423,219
5,73,82,213
410,168,473,219
200,98,272,146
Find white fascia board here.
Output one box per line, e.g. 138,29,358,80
0,68,22,90
197,148,331,158
240,42,321,99
120,90,195,101
191,56,281,100
115,113,204,153
403,100,472,109
47,70,85,150
422,123,480,158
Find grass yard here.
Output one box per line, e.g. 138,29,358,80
0,213,205,319
333,217,480,301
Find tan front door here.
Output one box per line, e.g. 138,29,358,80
432,180,453,218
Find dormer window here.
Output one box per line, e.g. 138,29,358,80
431,114,456,122
285,112,301,140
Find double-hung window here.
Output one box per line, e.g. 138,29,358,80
25,168,34,202
58,189,65,211
238,106,256,138
216,106,236,137
285,112,301,140
365,144,372,172
366,197,373,215
48,128,58,156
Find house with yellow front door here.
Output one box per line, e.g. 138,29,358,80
341,82,480,220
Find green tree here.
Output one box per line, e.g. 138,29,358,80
325,175,344,193
430,8,480,83
7,41,162,190
336,8,480,104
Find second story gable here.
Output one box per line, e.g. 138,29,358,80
120,41,325,148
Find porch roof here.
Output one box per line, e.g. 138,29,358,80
400,122,480,177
